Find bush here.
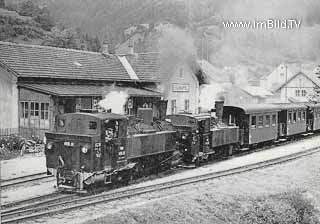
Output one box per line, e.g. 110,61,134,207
240,192,320,224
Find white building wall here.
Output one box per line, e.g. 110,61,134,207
165,63,199,115
278,73,316,102
0,68,18,130
261,63,294,91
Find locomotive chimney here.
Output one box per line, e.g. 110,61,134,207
158,100,168,120
215,100,224,123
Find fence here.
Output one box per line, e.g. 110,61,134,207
0,128,19,137
0,127,47,140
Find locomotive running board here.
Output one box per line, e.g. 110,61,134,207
58,184,87,194
178,164,196,169
239,147,250,151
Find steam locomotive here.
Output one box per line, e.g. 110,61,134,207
45,101,320,192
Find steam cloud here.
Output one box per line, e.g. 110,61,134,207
98,91,129,114
158,24,197,81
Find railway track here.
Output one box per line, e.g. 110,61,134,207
2,145,320,224
0,172,54,189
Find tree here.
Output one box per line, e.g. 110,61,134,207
0,0,5,9
34,7,54,31
19,0,39,17
42,27,81,49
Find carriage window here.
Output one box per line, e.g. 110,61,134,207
265,115,270,127
58,119,65,127
288,112,292,122
302,111,306,120
89,121,97,130
258,116,263,128
293,112,297,123
272,114,276,126
298,111,301,120
251,116,256,128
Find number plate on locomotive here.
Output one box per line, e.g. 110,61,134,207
64,141,74,147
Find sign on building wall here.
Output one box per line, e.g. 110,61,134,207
172,83,190,92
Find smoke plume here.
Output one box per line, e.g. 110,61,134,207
98,91,129,114
158,24,197,81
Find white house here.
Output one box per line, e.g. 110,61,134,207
272,71,320,103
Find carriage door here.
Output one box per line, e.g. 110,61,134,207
278,110,287,137
306,107,313,131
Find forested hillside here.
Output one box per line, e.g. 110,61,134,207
1,0,320,76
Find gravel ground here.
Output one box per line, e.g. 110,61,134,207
0,153,46,180
23,147,320,224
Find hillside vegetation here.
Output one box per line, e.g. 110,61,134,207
2,0,320,77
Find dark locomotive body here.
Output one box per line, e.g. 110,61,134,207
167,101,239,164
45,110,176,192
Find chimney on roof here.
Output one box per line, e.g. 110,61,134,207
102,42,109,55
128,39,134,54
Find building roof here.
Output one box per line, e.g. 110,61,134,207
124,52,162,82
19,83,162,97
197,60,230,83
274,71,320,92
240,86,273,97
0,41,157,82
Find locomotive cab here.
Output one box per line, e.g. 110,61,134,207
45,112,130,192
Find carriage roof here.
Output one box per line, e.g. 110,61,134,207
223,104,282,114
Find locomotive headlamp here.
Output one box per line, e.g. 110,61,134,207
46,142,54,150
182,135,187,140
81,145,89,154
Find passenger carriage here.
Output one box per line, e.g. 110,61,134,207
306,103,320,132
223,104,281,147
275,104,307,138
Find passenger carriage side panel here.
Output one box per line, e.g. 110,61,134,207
313,108,320,131
286,109,307,136
249,113,278,144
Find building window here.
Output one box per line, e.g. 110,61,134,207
184,99,189,112
258,115,263,128
20,102,29,127
295,89,300,96
40,103,49,129
301,90,307,96
272,114,277,126
251,116,256,128
179,68,183,78
20,101,50,130
288,112,292,122
265,115,270,127
171,100,176,114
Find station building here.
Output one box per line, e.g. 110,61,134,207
0,42,162,138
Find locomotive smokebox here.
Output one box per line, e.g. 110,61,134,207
215,100,224,123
